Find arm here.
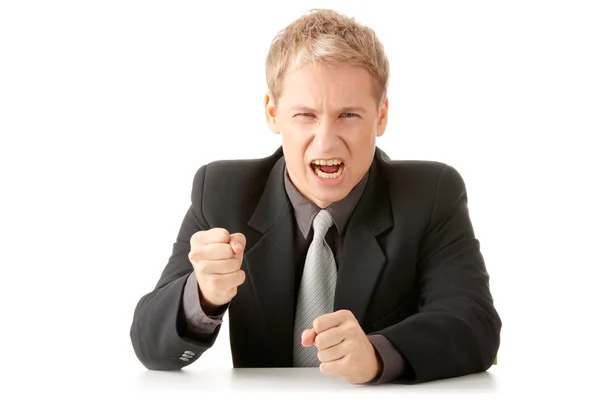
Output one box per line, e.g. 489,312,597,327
130,165,223,370
376,165,501,383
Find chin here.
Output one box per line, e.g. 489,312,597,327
310,187,350,207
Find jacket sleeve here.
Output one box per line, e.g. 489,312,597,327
377,164,502,383
130,165,223,370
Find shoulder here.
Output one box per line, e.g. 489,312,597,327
191,147,282,194
374,147,468,208
188,147,283,225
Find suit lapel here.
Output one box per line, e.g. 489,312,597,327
335,151,393,326
243,148,393,364
244,156,296,366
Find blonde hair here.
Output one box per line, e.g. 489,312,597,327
265,8,390,107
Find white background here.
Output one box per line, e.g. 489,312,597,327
1,0,599,398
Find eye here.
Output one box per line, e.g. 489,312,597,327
295,113,315,118
341,112,359,118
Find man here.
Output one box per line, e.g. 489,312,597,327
130,8,501,385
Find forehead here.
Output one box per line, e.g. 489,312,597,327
278,63,377,107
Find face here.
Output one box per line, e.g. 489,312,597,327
265,62,388,209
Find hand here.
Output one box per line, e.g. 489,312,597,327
301,309,382,384
188,228,246,314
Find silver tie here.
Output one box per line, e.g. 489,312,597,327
293,209,337,367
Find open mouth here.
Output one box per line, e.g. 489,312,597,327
310,159,345,179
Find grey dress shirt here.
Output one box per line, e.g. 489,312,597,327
182,166,405,383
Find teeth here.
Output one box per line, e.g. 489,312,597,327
312,159,343,166
314,164,344,179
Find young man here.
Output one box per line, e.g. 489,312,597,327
130,9,501,385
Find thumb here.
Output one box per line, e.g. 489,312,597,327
301,328,317,347
229,233,246,255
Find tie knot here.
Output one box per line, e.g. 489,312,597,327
312,209,334,240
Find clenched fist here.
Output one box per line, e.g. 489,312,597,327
188,228,246,314
301,310,383,384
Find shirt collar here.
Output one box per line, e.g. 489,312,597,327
283,165,369,239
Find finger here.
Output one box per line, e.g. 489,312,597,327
314,326,345,350
319,358,345,377
229,233,247,255
191,228,230,246
189,243,234,261
221,286,238,298
317,340,350,363
301,329,316,347
313,309,355,334
226,286,238,298
199,258,243,275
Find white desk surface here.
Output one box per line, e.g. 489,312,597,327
130,366,599,399
134,367,499,398
6,362,598,399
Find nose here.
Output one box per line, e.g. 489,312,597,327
312,119,338,153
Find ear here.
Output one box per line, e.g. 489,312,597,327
376,97,389,137
265,92,279,134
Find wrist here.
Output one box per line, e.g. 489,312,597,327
197,284,225,316
199,296,221,316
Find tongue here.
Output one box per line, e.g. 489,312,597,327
319,164,340,173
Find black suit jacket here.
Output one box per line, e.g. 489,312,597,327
130,146,501,384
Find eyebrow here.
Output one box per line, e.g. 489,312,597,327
290,106,368,114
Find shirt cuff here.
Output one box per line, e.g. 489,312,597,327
182,273,225,335
367,334,406,384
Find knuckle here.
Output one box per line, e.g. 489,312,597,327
218,244,234,260
317,351,325,363
212,227,230,242
314,334,323,348
315,333,330,349
189,244,209,262
196,245,208,259
194,259,207,272
313,319,323,332
319,363,328,375
347,339,358,352
346,322,360,335
227,259,239,273
190,230,203,245
188,248,199,263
